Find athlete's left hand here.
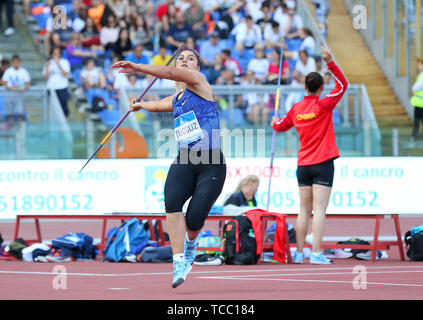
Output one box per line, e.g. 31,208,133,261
111,61,139,74
271,116,279,127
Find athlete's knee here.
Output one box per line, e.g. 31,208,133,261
185,217,204,232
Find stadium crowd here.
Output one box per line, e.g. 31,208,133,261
1,0,340,126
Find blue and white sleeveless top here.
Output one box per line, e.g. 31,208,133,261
172,88,221,150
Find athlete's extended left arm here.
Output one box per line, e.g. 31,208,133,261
111,61,204,86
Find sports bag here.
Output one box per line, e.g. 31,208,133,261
52,233,96,260
223,215,259,265
337,238,370,258
405,229,423,261
103,218,149,262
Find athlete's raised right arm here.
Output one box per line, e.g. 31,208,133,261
318,46,348,112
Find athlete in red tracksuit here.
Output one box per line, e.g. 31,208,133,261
271,46,348,264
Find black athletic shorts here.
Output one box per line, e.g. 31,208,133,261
164,148,226,231
296,158,335,187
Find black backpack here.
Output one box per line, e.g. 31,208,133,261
404,231,423,261
223,216,259,265
337,238,370,258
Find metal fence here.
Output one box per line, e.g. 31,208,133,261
0,84,382,159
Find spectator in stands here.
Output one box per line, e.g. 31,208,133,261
44,9,74,59
246,0,265,22
184,0,205,39
411,59,423,141
0,58,10,80
176,0,192,12
256,0,275,31
88,0,115,31
68,0,87,33
0,0,15,36
200,0,222,18
165,11,194,52
279,0,304,39
42,47,71,120
0,55,31,126
283,28,316,60
112,28,132,60
130,14,153,51
215,68,247,123
80,58,107,90
216,68,238,86
155,0,175,23
311,0,330,38
221,49,242,78
100,14,120,50
107,0,129,20
263,20,285,51
119,4,135,29
133,0,147,15
143,2,157,34
106,55,121,89
224,175,259,207
231,15,263,51
81,16,103,50
247,45,270,84
207,54,225,85
80,58,108,104
293,50,316,83
273,0,288,27
239,70,270,126
323,70,333,85
126,73,143,89
66,32,99,71
159,1,178,33
199,30,224,73
265,48,290,85
152,44,171,66
315,56,328,77
185,36,199,52
124,44,150,65
285,49,316,113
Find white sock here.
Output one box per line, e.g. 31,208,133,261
173,253,185,262
312,251,321,256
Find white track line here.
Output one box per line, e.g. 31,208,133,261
196,276,423,288
0,265,422,277
199,270,423,279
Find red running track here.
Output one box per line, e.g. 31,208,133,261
1,255,423,300
1,217,423,301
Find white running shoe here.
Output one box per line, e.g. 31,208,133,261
324,249,353,259
4,27,15,37
310,252,333,264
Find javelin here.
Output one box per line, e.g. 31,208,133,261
78,44,185,174
266,48,284,211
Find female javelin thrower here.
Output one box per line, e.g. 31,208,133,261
271,46,348,264
112,48,226,287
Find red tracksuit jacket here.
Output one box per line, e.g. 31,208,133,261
272,61,348,166
244,209,286,263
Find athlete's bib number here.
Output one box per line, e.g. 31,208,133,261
174,111,204,144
